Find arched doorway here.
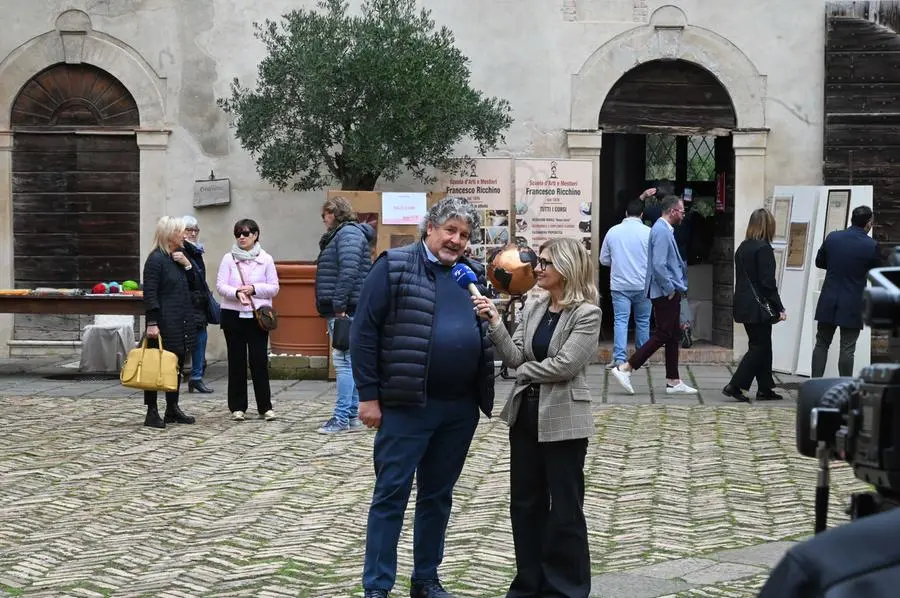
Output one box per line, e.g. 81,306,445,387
596,59,738,351
11,63,140,346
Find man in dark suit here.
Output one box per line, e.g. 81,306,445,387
812,205,880,377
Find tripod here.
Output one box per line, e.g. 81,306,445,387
497,294,527,380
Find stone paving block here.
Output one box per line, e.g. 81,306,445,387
589,573,693,597
681,562,767,585
709,541,796,568
626,557,718,579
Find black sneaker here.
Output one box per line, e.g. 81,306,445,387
364,590,389,598
410,578,455,598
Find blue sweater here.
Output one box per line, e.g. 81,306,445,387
351,255,482,403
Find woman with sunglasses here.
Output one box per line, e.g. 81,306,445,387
216,219,280,422
472,237,600,598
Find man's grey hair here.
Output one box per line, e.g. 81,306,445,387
183,214,199,228
418,196,481,238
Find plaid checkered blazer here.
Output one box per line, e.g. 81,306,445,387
488,295,601,442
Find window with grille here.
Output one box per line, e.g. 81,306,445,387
687,135,716,181
645,134,676,180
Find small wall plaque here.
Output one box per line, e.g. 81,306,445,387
193,171,231,207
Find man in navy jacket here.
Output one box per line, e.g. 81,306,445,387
812,206,880,377
760,504,900,597
350,196,494,598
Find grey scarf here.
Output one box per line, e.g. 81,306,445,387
231,242,262,262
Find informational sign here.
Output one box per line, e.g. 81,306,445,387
193,177,231,207
382,192,427,225
787,222,809,269
445,158,513,261
514,159,594,253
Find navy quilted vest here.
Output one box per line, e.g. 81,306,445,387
379,243,494,416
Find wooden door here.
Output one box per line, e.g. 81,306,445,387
11,63,140,341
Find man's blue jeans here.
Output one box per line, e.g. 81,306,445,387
327,317,359,424
190,328,207,381
611,290,652,364
362,397,479,590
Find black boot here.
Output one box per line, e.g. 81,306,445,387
188,379,214,393
164,398,196,424
410,579,455,598
144,403,166,428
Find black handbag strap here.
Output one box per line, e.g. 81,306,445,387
739,247,773,315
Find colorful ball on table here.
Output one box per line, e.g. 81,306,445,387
122,280,139,291
91,283,108,294
107,282,121,294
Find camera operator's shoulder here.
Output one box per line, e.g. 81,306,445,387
761,508,900,597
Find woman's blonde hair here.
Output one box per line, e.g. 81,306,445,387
539,237,599,308
745,208,776,242
151,216,185,255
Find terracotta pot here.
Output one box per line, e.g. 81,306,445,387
270,261,329,356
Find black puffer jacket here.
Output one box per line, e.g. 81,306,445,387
143,248,199,356
183,241,212,329
315,222,376,316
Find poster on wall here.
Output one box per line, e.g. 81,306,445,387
514,159,594,253
445,158,513,262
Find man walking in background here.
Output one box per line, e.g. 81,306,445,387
600,197,651,369
610,195,698,397
812,205,880,377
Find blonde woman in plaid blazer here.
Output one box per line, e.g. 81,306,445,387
473,237,600,598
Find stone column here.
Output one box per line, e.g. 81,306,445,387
566,130,603,266
731,129,769,358
136,130,171,266
0,131,12,354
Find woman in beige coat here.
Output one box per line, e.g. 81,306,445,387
473,237,601,598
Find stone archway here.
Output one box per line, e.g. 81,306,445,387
568,5,769,358
0,9,169,354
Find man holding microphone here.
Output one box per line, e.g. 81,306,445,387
350,196,494,598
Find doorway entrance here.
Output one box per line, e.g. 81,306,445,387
596,59,738,351
10,63,140,346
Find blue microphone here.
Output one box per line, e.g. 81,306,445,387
451,263,482,297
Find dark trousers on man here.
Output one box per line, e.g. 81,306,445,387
730,323,775,392
362,397,479,591
221,309,272,415
812,322,861,378
628,293,681,379
507,393,590,598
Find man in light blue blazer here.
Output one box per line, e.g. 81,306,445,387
610,195,698,396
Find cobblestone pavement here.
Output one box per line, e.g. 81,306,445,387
0,361,869,597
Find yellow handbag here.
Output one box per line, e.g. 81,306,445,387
120,334,180,392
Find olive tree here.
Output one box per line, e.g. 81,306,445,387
218,0,513,191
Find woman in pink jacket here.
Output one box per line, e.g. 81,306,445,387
216,219,280,422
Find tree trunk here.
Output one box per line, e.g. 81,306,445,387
340,171,380,191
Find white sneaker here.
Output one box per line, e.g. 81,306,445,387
610,366,635,395
262,410,277,421
666,381,698,395
232,410,245,421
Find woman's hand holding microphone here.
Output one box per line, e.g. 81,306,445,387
472,296,502,326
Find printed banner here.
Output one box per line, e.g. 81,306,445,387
444,158,513,262
514,159,593,253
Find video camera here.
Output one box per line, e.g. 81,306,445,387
797,247,900,533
